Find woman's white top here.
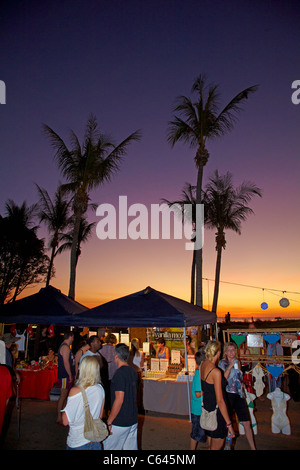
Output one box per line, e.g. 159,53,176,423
133,352,142,368
62,383,105,448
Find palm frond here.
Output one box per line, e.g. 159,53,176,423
214,85,259,135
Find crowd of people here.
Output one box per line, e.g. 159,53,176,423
55,330,144,450
1,328,259,451
190,340,256,450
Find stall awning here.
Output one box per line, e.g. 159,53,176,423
72,286,216,328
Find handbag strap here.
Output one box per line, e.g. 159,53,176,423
79,385,90,412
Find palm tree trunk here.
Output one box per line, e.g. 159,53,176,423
68,213,81,299
190,247,196,304
212,241,223,314
195,165,203,307
46,245,56,287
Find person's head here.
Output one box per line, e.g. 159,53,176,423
88,335,101,352
78,339,90,352
185,335,192,345
115,343,130,364
76,356,100,388
104,333,117,345
157,337,165,349
194,350,203,368
131,338,140,353
223,342,237,360
64,330,74,344
205,340,221,362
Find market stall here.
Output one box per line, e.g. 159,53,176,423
222,327,300,400
72,286,217,417
18,366,58,400
0,285,87,402
1,285,217,417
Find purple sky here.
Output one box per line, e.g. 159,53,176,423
1,0,299,318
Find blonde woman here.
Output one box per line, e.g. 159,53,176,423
200,341,235,450
219,342,256,450
62,356,105,450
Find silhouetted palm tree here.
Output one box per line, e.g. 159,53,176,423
36,184,73,286
43,113,141,299
167,74,258,307
162,183,198,304
0,200,48,303
203,170,262,313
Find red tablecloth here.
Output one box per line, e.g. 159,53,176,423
18,366,58,400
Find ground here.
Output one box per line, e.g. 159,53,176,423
1,395,299,451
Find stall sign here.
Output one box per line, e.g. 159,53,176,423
120,333,130,345
187,355,196,372
151,358,160,371
171,350,181,364
281,334,297,347
154,329,183,342
159,359,169,371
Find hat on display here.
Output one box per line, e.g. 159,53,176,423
0,333,21,344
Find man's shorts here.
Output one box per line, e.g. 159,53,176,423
57,377,74,390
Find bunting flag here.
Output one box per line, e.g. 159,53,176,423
26,324,33,337
48,325,55,337
80,327,89,337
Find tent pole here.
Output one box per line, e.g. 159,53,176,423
183,325,191,421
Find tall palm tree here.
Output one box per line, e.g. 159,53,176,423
162,183,198,304
36,183,73,286
203,170,262,314
167,74,258,307
43,113,141,299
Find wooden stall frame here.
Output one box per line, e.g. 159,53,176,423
223,328,300,366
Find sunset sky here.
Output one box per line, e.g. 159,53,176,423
1,0,299,320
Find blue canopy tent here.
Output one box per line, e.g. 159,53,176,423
72,286,216,328
71,286,216,419
0,285,87,325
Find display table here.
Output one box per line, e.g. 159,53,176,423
18,367,58,400
143,378,192,415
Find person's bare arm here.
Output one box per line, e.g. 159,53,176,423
61,344,72,379
107,391,124,425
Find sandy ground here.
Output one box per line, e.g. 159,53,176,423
1,395,300,451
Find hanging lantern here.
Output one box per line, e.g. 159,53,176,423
279,297,289,308
261,302,268,310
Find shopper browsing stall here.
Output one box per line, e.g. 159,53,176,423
219,342,256,450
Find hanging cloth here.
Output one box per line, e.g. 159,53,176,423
231,334,247,348
266,364,284,378
263,334,281,345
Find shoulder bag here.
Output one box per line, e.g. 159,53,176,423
200,366,218,431
80,385,109,442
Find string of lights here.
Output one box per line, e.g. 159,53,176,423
202,278,300,307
